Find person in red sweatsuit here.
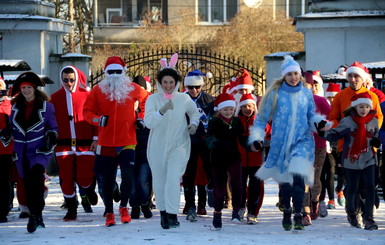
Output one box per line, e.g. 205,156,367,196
83,56,149,227
50,66,98,221
236,93,264,224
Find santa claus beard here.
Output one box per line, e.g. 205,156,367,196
99,74,134,103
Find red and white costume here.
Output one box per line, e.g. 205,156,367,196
50,66,97,198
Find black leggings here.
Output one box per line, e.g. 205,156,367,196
23,164,45,216
344,165,375,219
0,154,13,217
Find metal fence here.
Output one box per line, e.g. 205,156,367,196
90,47,265,96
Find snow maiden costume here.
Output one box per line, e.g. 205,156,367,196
248,56,329,231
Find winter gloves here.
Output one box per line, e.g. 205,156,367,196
253,141,263,151
37,131,58,154
159,100,174,115
370,137,381,148
136,118,146,129
187,124,197,135
315,120,327,137
99,115,109,127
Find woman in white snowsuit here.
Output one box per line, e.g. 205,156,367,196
144,54,200,229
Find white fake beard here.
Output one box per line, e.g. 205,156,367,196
99,74,134,103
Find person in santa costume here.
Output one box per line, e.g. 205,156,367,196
0,76,13,223
315,92,380,230
50,66,98,221
83,56,149,227
249,56,329,231
144,53,200,229
10,72,58,233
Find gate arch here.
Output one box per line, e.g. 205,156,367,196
90,47,265,96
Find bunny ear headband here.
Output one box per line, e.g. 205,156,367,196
160,53,178,70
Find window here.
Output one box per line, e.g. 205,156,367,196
198,0,238,23
106,8,122,23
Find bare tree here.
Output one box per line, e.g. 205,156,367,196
48,0,93,54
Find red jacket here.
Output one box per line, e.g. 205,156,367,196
50,66,97,153
238,112,263,167
83,82,149,147
0,98,13,155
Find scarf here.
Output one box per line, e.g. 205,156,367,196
350,112,375,161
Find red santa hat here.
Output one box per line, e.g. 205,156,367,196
104,56,127,72
325,83,341,97
0,76,5,88
351,92,372,109
346,61,369,81
228,77,238,94
144,76,152,92
214,93,236,111
238,93,257,108
312,70,323,86
222,83,231,94
236,68,254,91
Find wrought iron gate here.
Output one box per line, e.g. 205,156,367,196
90,47,265,96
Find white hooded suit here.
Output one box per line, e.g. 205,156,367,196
144,82,200,214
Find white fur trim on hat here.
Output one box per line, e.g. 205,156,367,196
351,98,373,109
312,75,323,85
184,76,204,86
239,99,256,107
217,100,236,111
237,84,254,91
105,63,124,72
281,65,301,77
346,67,368,81
325,91,338,97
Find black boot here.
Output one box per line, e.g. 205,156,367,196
168,213,180,228
213,211,222,230
112,183,121,203
80,195,93,213
27,215,38,233
36,214,45,228
347,211,359,228
160,210,169,229
85,187,98,206
282,208,292,231
63,197,78,221
131,206,140,219
141,205,153,219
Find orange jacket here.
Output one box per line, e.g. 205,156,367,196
329,86,383,151
83,83,149,147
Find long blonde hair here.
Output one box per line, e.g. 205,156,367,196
258,76,306,120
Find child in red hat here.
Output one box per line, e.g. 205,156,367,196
205,93,248,230
315,92,380,230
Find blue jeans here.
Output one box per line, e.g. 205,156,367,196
281,175,305,213
129,161,152,207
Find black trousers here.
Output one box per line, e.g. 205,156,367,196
0,154,13,218
23,164,45,216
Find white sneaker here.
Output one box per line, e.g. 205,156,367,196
238,208,246,222
246,214,258,224
319,200,328,218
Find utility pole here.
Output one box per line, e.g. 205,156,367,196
69,0,75,52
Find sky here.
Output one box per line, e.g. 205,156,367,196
1,176,384,245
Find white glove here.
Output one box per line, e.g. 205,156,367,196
159,99,174,115
187,124,197,135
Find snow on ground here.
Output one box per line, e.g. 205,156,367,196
1,176,385,245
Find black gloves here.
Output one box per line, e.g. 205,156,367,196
136,118,146,130
314,120,327,137
37,131,57,154
99,115,109,127
253,141,263,151
0,114,12,147
370,137,381,148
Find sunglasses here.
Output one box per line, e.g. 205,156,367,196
107,70,123,75
63,78,75,83
187,86,201,90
